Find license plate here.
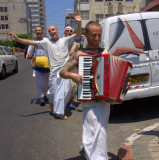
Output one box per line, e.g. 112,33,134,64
131,75,148,84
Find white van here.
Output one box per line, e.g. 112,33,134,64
99,12,159,101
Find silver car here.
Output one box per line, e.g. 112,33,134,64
0,45,18,79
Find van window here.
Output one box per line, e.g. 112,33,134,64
109,20,145,53
145,18,159,50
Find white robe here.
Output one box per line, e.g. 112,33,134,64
48,72,71,115
34,71,49,98
27,43,49,98
82,101,110,160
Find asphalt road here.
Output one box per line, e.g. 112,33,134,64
1,53,159,160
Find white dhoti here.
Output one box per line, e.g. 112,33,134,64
82,101,110,160
49,72,71,115
34,70,49,98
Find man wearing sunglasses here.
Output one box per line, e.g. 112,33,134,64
63,26,79,111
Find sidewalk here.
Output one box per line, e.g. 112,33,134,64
117,122,159,160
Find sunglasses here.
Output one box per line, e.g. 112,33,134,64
66,30,73,33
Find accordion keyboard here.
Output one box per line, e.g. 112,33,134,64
78,56,93,100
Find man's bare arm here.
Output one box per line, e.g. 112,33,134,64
73,12,82,39
8,32,37,47
69,42,79,56
60,51,86,84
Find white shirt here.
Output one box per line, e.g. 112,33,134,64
27,38,48,57
36,35,75,77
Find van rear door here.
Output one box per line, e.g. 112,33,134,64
100,13,151,92
141,12,159,87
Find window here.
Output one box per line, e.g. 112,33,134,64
4,7,7,12
3,47,10,54
33,2,38,5
96,14,105,22
2,24,5,29
95,0,103,1
33,21,40,24
0,7,7,12
5,16,8,20
0,7,3,12
116,0,123,1
118,6,123,13
1,16,4,20
106,14,114,18
109,20,144,53
108,6,113,14
105,0,113,1
27,2,38,5
80,11,89,20
32,11,39,15
32,17,40,20
0,47,6,55
6,24,9,29
126,0,133,1
146,18,159,50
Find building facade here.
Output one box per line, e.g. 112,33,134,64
26,0,46,37
0,0,32,40
74,0,143,33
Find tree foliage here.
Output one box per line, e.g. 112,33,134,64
0,34,31,49
12,34,31,49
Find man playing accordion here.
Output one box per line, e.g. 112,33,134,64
60,21,131,160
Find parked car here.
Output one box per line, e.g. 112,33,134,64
0,45,18,79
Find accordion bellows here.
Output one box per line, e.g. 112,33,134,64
31,56,50,72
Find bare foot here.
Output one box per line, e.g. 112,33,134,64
62,115,67,120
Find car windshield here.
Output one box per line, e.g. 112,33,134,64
3,47,11,55
0,47,6,55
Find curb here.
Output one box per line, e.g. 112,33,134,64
117,122,159,160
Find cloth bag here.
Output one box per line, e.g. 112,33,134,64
31,55,50,73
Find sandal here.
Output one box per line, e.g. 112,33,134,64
54,114,67,120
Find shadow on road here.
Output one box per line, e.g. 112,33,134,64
109,96,159,123
30,98,49,105
65,152,117,160
21,111,49,117
73,101,81,108
65,155,85,160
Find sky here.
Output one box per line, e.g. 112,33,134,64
45,0,75,38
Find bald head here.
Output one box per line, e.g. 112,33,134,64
48,25,59,41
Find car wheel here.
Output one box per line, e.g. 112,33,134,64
0,65,6,79
13,61,18,73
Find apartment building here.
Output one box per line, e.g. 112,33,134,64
0,0,32,40
74,0,143,33
26,0,46,37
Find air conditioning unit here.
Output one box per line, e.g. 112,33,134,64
107,2,112,6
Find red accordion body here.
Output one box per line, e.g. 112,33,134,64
77,54,132,103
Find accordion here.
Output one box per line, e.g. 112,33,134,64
77,54,132,103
